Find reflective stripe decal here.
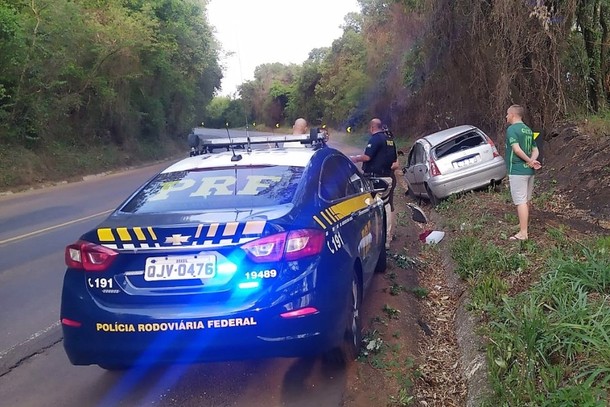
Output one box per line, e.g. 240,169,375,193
95,221,267,249
195,224,204,238
117,228,131,241
223,222,239,237
313,194,371,229
320,211,334,225
147,227,157,240
243,220,265,235
313,215,326,229
207,223,219,237
97,228,115,242
133,227,146,240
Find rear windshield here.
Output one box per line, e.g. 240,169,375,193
121,166,304,213
433,131,486,159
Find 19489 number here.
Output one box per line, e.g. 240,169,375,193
245,269,277,279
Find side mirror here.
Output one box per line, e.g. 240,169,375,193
371,178,389,194
310,127,320,143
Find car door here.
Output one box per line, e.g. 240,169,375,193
405,142,428,195
319,155,380,286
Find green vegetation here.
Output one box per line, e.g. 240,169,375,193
438,192,610,406
0,0,221,189
3,0,610,190
360,313,420,406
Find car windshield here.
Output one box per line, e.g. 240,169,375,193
433,131,486,159
120,165,304,213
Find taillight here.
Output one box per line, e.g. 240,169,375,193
430,159,441,177
242,229,325,263
61,318,82,327
65,240,118,271
487,136,501,158
280,307,319,318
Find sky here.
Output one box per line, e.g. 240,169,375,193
207,0,361,96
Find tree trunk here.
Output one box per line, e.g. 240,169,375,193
601,2,610,105
577,0,604,112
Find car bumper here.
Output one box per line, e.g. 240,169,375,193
427,158,506,198
61,275,350,366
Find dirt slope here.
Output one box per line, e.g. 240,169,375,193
540,124,610,226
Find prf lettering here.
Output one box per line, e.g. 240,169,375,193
150,176,281,200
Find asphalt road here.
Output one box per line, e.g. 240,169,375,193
0,130,363,407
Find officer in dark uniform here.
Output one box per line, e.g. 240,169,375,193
350,118,398,249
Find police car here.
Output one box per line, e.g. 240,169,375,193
60,129,389,369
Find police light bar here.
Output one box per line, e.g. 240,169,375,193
199,133,313,148
188,128,327,156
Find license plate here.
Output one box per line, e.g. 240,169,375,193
454,155,479,168
144,254,216,281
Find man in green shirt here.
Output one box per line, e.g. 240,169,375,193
505,104,541,241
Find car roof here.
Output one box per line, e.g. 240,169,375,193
163,147,316,173
421,125,478,147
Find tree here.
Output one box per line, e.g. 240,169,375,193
577,0,604,112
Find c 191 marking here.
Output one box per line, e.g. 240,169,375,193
327,231,345,254
88,277,114,289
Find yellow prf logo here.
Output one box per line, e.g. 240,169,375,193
533,132,540,140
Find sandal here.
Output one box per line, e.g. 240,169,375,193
509,234,527,241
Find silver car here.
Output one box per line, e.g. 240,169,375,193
402,125,506,205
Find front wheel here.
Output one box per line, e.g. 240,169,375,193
323,269,362,366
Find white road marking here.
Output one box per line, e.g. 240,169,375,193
0,321,61,358
0,210,112,246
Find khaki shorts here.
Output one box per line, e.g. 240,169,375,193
377,176,394,207
509,175,535,205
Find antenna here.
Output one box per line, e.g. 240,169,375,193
225,125,242,162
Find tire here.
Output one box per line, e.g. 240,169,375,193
323,269,363,366
375,245,387,273
425,184,441,206
98,363,130,371
375,211,387,273
491,179,503,192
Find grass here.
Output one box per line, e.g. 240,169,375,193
360,316,420,406
359,240,423,406
580,112,610,139
0,136,184,192
438,191,610,406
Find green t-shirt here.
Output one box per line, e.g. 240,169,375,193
506,122,537,175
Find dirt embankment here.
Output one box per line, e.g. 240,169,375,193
540,124,610,224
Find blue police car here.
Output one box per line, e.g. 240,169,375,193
60,131,388,369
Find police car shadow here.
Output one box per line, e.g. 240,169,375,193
281,356,348,405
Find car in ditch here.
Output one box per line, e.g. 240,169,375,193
60,130,388,369
402,125,506,205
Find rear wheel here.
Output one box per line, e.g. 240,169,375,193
375,243,387,273
491,179,503,192
98,363,130,371
375,212,387,273
323,269,362,366
425,184,441,206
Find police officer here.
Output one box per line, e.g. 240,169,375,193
350,118,398,249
